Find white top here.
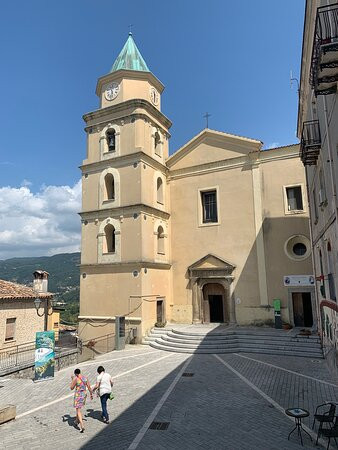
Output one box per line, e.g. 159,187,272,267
97,372,112,396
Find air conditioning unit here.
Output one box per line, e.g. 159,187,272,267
318,189,326,206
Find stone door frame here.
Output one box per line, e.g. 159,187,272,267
189,276,235,324
188,254,236,324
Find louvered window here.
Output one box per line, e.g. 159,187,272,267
5,318,16,341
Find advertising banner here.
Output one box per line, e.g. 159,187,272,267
34,331,55,381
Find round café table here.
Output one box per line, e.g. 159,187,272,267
285,408,312,446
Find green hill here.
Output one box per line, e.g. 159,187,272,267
0,252,80,323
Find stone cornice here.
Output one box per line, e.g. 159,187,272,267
168,146,300,180
80,150,168,174
79,203,170,220
83,98,172,130
80,260,171,270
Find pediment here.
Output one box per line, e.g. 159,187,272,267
167,129,262,170
188,254,235,274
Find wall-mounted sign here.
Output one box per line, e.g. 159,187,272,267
283,275,315,287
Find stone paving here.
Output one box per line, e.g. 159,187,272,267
0,345,337,450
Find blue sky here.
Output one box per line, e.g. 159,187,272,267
0,0,305,258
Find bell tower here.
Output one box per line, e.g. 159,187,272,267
79,33,172,341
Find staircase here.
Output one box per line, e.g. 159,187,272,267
143,326,323,358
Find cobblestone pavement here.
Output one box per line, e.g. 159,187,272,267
0,346,337,450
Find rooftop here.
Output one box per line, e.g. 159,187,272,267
0,279,52,300
111,33,150,73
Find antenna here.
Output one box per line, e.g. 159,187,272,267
290,70,300,96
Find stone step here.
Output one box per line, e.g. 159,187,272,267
156,338,323,354
170,329,320,341
165,332,321,346
149,341,324,358
161,335,322,349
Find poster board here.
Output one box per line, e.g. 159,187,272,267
34,331,55,381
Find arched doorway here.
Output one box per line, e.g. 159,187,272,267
202,283,226,323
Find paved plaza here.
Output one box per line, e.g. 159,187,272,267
0,345,337,449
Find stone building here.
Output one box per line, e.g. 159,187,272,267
0,272,53,350
79,33,313,341
298,0,338,373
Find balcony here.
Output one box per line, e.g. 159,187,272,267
300,120,321,165
310,4,338,95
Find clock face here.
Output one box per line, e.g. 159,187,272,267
150,87,159,105
105,82,120,101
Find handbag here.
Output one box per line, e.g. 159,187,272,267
109,392,114,400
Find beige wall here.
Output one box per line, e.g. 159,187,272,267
80,63,314,340
297,0,338,369
0,300,45,350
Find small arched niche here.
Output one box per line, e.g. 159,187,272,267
104,173,115,201
157,226,165,254
157,177,164,204
104,224,115,253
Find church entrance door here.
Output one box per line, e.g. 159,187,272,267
208,295,224,322
202,283,226,323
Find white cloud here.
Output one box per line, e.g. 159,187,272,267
264,142,280,149
0,180,81,259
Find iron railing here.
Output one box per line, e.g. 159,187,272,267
300,120,321,165
0,332,78,372
310,3,338,93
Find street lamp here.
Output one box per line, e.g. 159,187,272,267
34,297,53,317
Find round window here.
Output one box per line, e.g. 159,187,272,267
284,235,311,261
132,270,139,277
293,243,307,256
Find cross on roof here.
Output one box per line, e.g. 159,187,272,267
203,112,211,128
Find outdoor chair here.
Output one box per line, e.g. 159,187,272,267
312,402,336,445
319,416,338,450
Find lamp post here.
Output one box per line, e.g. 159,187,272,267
34,297,53,331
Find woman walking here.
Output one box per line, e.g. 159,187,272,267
93,365,113,424
70,368,93,432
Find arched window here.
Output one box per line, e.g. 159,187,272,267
157,177,164,204
104,224,115,253
106,129,116,152
154,131,161,156
157,226,165,254
104,173,115,201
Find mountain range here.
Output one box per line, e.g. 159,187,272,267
0,252,80,303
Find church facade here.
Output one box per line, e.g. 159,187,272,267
78,34,314,341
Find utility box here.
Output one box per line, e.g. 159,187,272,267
115,316,126,351
273,299,282,329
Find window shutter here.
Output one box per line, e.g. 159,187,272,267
5,318,16,341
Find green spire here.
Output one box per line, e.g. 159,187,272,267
111,33,150,73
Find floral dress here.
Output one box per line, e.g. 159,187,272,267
73,375,88,409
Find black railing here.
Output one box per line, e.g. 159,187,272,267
310,4,338,94
300,120,321,165
315,4,338,44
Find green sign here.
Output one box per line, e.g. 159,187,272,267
34,331,55,381
273,299,281,312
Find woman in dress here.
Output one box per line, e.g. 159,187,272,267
70,368,93,432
